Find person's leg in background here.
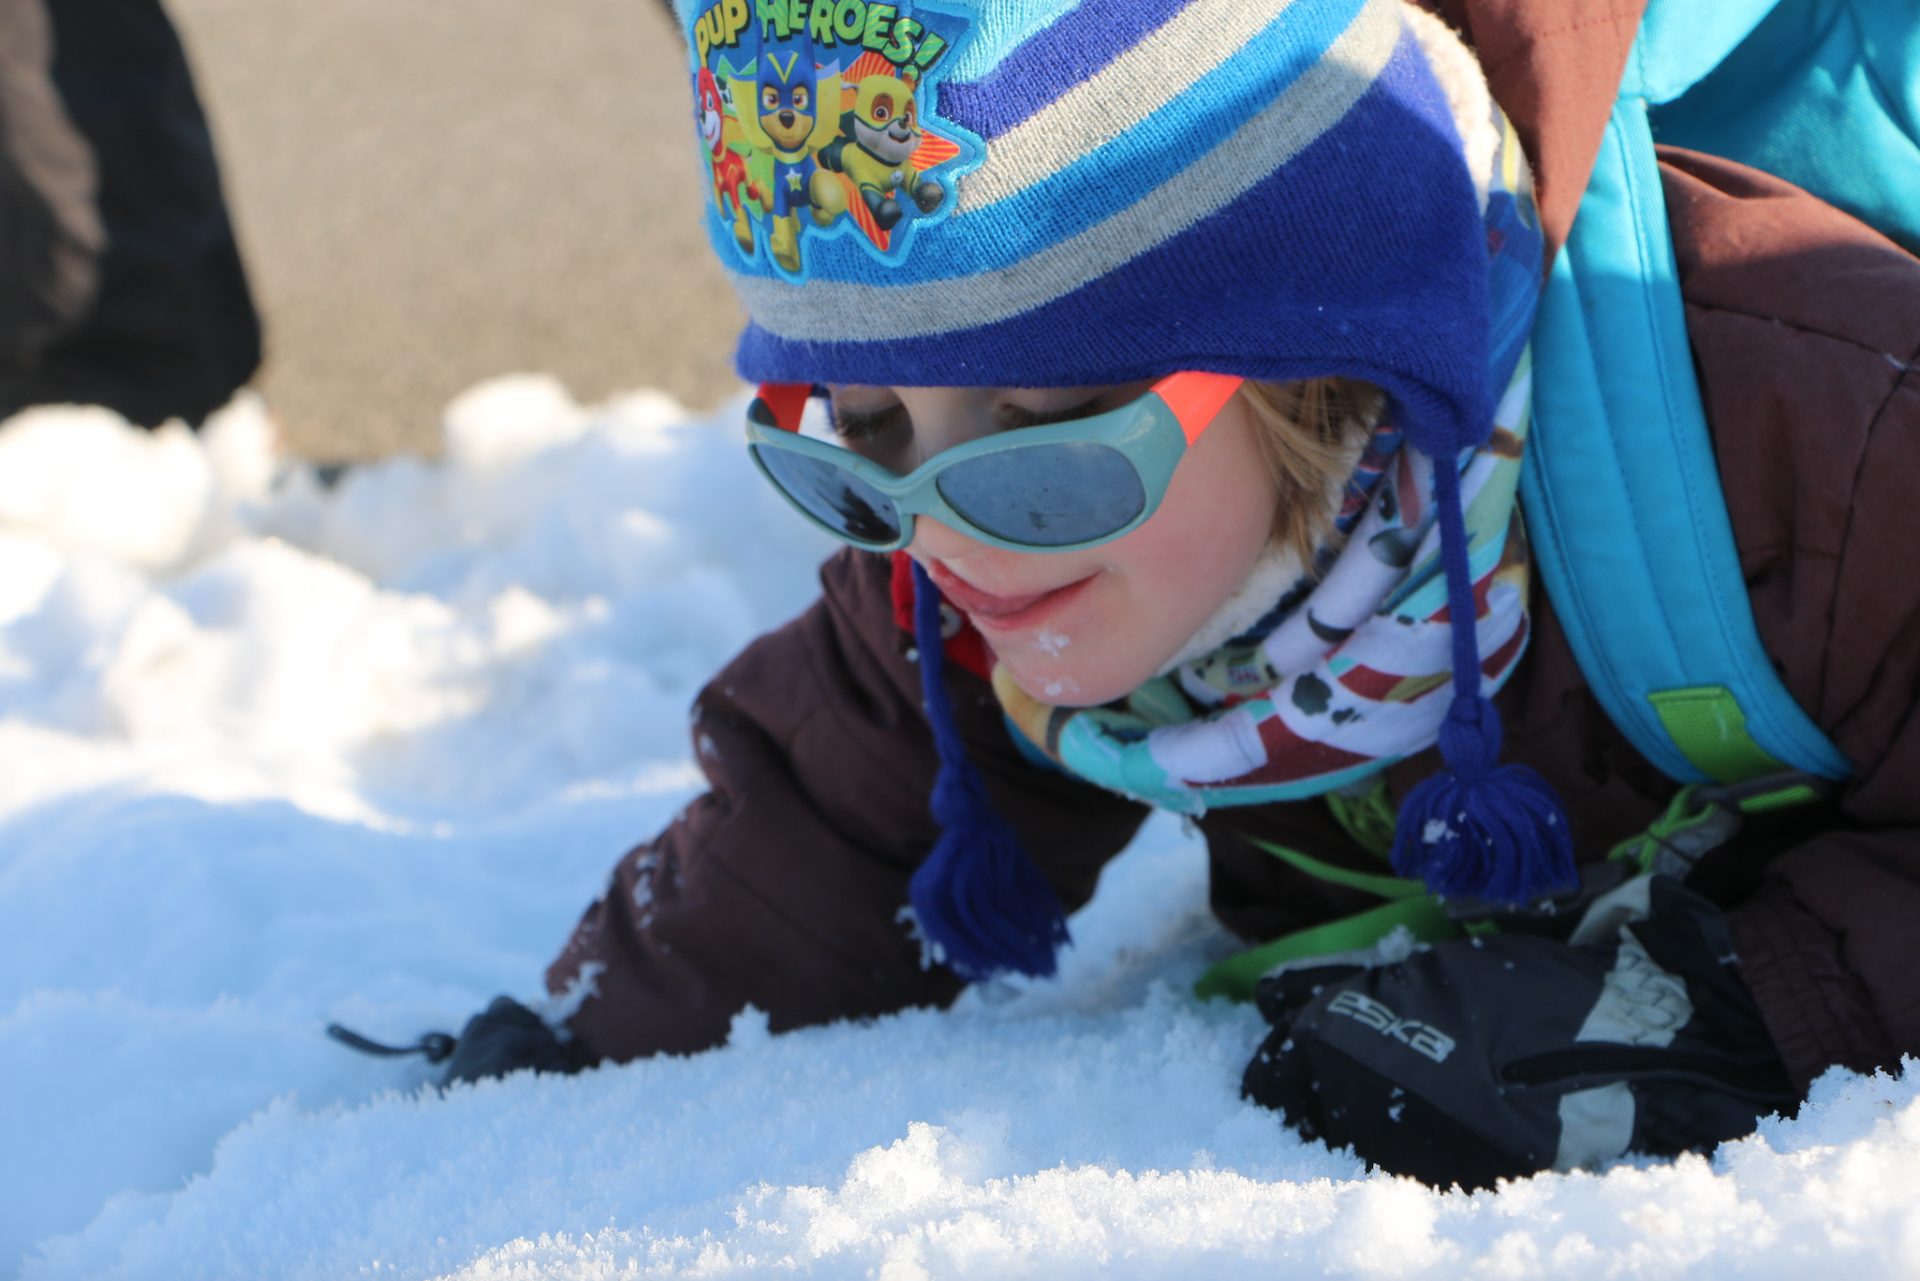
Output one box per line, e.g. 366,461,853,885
0,0,260,429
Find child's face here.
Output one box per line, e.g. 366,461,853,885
828,382,1281,707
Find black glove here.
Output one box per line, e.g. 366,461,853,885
1242,876,1796,1190
328,996,580,1088
438,996,580,1086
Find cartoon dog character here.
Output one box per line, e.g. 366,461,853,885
817,73,944,232
728,35,839,273
695,68,759,254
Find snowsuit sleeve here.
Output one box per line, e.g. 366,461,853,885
548,548,1149,1065
1660,149,1920,1090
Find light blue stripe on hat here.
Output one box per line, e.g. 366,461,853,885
942,0,1089,82
756,0,1386,292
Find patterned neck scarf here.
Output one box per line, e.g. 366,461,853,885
994,348,1536,815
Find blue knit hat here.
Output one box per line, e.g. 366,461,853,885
682,0,1565,979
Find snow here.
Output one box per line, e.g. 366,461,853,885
2,380,1918,1280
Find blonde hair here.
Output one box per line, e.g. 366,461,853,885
1239,377,1383,564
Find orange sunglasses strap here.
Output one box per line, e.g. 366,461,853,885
757,383,814,434
1156,372,1243,445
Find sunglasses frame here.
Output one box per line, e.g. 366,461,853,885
745,371,1244,554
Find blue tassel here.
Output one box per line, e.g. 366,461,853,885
908,561,1070,981
1387,446,1575,905
1390,695,1576,903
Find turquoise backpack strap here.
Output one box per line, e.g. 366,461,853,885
1521,0,1856,789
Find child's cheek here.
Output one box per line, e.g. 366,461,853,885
971,398,1281,709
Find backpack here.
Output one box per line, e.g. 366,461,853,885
1523,0,1914,797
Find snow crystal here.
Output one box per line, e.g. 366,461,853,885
1372,923,1425,965
1,384,1917,1280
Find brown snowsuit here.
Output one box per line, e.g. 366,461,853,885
549,0,1920,1094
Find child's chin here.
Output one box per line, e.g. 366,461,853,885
997,655,1142,710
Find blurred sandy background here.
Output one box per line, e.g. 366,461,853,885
168,0,746,460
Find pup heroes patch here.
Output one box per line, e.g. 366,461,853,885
686,0,977,277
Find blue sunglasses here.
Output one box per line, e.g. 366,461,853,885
746,372,1244,553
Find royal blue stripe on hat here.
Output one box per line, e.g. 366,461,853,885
938,0,1082,82
938,0,1196,139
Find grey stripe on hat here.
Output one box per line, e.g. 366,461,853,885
726,0,1401,344
956,0,1303,214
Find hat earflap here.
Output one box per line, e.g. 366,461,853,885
1389,451,1576,904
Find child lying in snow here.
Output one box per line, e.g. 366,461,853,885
378,0,1920,1188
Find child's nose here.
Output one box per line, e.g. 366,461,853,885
897,389,996,466
908,514,987,564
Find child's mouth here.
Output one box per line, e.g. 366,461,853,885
925,561,1092,629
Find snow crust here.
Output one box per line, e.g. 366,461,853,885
2,382,1917,1279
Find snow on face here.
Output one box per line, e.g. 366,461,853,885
2,383,1917,1279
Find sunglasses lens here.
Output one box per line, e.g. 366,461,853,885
752,445,903,546
936,442,1145,547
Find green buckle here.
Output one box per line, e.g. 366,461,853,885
1609,770,1835,878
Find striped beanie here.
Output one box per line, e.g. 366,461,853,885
686,0,1517,449
682,0,1569,972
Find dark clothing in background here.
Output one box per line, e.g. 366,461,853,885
0,0,100,365
0,0,259,428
